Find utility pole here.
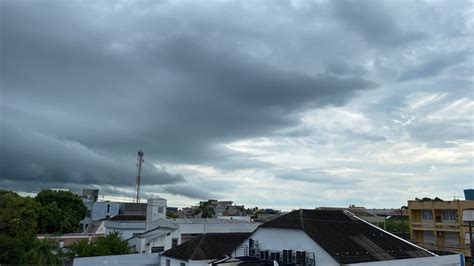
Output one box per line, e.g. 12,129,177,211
135,150,144,203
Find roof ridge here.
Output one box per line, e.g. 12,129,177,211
190,234,207,260
299,209,304,230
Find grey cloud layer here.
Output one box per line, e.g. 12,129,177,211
1,0,472,204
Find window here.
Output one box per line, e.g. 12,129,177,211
283,250,293,263
158,206,164,213
296,251,306,265
270,252,280,261
260,251,269,260
444,232,460,246
248,239,255,256
442,210,457,222
107,204,110,213
166,259,170,266
180,263,185,266
172,238,178,248
423,231,435,244
421,210,433,221
151,246,164,253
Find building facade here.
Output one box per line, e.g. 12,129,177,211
408,199,474,259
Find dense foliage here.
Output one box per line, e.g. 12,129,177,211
0,189,87,264
36,190,87,233
21,237,66,266
0,190,40,264
194,201,215,218
385,220,410,234
68,232,129,257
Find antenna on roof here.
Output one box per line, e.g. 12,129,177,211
135,150,144,203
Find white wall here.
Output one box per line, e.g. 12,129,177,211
347,254,463,266
105,220,146,240
178,222,258,234
73,253,159,266
91,202,121,221
161,255,187,266
234,227,339,266
217,216,251,222
151,229,181,251
143,221,259,253
146,198,167,231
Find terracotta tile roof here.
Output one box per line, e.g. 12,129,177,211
260,209,433,264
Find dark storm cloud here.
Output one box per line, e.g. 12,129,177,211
0,123,185,186
1,0,376,197
161,184,219,200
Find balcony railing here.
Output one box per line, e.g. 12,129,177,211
235,246,316,266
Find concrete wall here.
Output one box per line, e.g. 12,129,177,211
146,198,167,231
178,222,258,234
91,202,121,221
105,220,146,240
148,229,181,251
73,253,160,266
234,227,339,266
161,255,187,266
346,254,463,266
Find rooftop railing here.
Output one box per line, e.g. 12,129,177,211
235,246,316,266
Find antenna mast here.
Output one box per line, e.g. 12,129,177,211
135,150,144,203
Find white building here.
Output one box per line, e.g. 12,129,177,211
160,233,252,266
128,198,260,254
146,197,168,230
104,214,146,240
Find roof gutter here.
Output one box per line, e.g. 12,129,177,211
210,255,230,265
343,210,438,257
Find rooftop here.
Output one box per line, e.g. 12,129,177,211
162,233,252,261
260,209,433,264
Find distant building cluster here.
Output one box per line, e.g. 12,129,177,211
43,188,473,266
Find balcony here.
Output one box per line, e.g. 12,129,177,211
411,222,435,230
435,223,460,231
236,246,316,266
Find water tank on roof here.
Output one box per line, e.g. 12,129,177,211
464,189,474,200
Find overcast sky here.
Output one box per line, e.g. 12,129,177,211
1,0,473,210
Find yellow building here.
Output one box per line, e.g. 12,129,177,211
408,199,474,259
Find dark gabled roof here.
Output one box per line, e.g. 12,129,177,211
108,215,146,221
260,209,433,264
162,233,252,261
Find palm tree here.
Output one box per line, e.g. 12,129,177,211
21,237,63,266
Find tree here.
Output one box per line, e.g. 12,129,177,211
68,232,129,257
21,237,65,266
0,190,40,264
166,211,178,219
198,201,215,218
35,190,87,233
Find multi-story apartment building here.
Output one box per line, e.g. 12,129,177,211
408,198,474,259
